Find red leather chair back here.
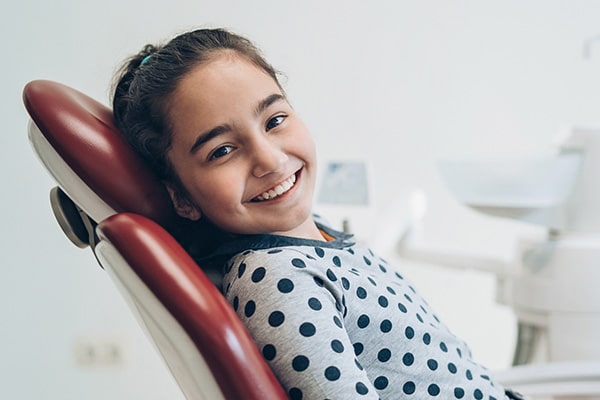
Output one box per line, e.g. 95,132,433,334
23,79,176,227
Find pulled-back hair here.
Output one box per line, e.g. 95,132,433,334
112,28,283,191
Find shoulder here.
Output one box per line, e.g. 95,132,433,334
221,245,346,302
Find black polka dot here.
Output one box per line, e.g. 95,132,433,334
341,277,350,290
355,382,369,395
379,264,387,273
440,342,448,352
404,293,413,302
380,319,392,333
466,369,473,380
314,247,325,258
277,278,294,293
378,296,389,308
237,263,246,278
332,256,341,267
292,355,309,371
402,381,416,395
398,302,408,313
308,297,322,310
354,358,364,370
289,387,303,400
324,366,340,381
353,342,364,356
299,322,316,337
266,249,281,254
448,362,458,374
374,376,389,390
395,271,404,280
363,256,372,265
244,301,255,317
313,277,324,287
427,359,438,370
386,286,396,295
262,344,276,361
333,315,343,328
331,339,344,353
251,267,266,282
232,296,239,311
377,348,391,362
454,387,465,399
402,352,414,366
356,287,367,299
416,313,424,323
357,314,370,328
367,277,377,286
423,333,431,345
428,384,440,396
405,326,415,339
474,389,483,399
326,269,337,281
268,311,285,327
291,258,306,268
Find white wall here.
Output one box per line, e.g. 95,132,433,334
3,1,600,398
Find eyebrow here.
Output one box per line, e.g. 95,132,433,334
189,124,231,154
255,93,285,116
189,93,286,154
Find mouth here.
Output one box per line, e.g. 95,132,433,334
252,172,298,202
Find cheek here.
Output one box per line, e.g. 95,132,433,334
292,122,317,160
186,169,245,210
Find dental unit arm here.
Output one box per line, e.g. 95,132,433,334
397,127,600,398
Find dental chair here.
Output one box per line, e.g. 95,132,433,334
23,79,288,400
24,79,600,400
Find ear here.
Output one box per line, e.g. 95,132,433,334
166,186,201,221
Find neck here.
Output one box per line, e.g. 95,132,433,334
273,217,326,242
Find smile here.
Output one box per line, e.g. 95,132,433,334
253,173,297,202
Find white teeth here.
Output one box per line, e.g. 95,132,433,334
255,174,297,201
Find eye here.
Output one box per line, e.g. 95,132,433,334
266,115,286,131
209,145,234,160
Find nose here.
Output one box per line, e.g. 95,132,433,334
251,136,288,178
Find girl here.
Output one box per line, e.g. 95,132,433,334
112,28,522,400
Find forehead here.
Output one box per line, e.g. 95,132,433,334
166,52,285,150
168,52,281,121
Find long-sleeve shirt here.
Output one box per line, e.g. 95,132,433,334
209,220,509,399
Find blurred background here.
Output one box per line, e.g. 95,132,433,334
3,1,600,398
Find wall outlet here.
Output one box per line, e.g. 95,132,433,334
73,336,125,367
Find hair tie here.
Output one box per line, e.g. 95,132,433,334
140,54,152,66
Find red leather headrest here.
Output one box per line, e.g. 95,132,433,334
23,80,176,227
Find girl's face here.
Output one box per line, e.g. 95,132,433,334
166,52,320,239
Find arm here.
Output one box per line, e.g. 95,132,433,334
223,249,380,400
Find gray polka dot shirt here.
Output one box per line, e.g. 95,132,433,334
215,220,509,399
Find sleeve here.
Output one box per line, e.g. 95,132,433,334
222,250,380,400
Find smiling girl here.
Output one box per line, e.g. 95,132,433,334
112,28,522,400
